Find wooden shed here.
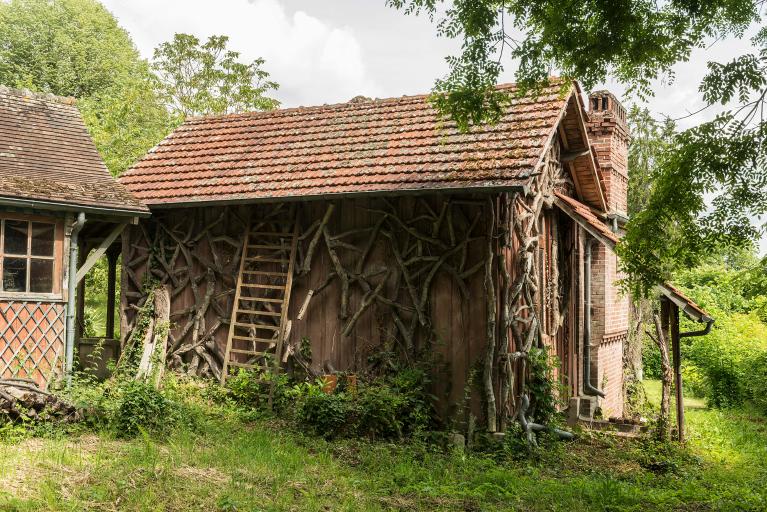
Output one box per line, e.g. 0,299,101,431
0,87,148,387
119,80,635,428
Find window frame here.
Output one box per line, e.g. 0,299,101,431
0,213,64,300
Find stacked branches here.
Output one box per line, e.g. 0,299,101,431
498,139,574,439
0,378,78,423
294,196,487,370
122,207,248,380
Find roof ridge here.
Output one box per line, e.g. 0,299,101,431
0,85,78,106
182,80,567,125
121,77,574,205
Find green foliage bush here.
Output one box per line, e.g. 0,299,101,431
527,347,559,425
294,368,435,440
298,385,355,438
642,336,662,379
108,380,180,438
747,351,767,415
672,254,767,414
61,373,203,438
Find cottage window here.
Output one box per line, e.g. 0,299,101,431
0,217,59,295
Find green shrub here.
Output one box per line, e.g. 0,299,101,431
681,361,707,398
357,384,405,438
747,351,767,415
226,367,294,414
227,368,269,407
295,368,435,440
527,347,559,425
642,335,662,379
298,384,354,438
110,380,180,438
684,312,766,409
670,257,767,415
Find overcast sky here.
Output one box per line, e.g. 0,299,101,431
101,0,760,125
101,0,765,251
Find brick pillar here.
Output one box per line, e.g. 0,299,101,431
586,91,631,418
586,91,629,217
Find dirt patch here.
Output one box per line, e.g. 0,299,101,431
0,434,115,500
174,464,230,486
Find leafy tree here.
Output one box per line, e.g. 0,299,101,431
390,1,766,295
152,34,279,118
79,73,173,176
626,106,676,217
0,0,141,97
0,0,172,175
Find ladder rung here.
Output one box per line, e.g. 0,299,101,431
249,231,293,237
244,257,289,264
229,348,266,356
234,322,279,330
242,270,288,277
232,335,277,343
228,361,264,370
239,297,284,303
236,309,280,317
241,283,286,290
248,244,287,250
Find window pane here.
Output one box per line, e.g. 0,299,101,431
2,257,27,292
31,222,55,256
30,259,53,293
3,220,28,255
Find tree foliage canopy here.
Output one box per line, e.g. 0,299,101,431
0,0,172,175
390,0,766,295
0,0,279,176
152,33,279,119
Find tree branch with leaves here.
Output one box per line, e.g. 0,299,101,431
152,33,279,119
390,0,766,296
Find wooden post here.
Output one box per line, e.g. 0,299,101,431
119,227,131,349
670,302,684,443
656,298,673,441
76,243,88,340
106,246,119,340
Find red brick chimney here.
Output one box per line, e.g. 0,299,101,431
586,91,629,217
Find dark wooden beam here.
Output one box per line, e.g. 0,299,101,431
106,246,119,340
561,149,591,162
670,302,685,443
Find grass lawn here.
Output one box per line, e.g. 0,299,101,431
0,381,766,511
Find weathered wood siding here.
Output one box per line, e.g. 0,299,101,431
121,137,583,424
122,195,493,415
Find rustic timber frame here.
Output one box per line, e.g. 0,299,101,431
120,131,591,430
121,80,703,430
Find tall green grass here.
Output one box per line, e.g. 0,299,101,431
1,379,766,511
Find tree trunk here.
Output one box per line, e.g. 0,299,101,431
652,313,672,441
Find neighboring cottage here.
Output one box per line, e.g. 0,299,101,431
119,79,709,428
0,87,148,386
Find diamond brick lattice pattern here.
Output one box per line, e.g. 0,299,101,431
0,300,65,387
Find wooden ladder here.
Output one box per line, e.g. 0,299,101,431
221,215,298,384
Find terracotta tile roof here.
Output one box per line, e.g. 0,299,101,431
554,191,618,245
0,87,148,215
120,81,574,206
658,283,713,323
554,191,712,322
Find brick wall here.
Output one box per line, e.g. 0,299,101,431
585,90,630,418
587,91,629,216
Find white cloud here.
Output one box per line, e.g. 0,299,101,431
100,0,383,107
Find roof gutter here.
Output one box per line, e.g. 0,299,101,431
65,212,86,387
0,195,150,218
680,318,714,338
138,184,529,210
